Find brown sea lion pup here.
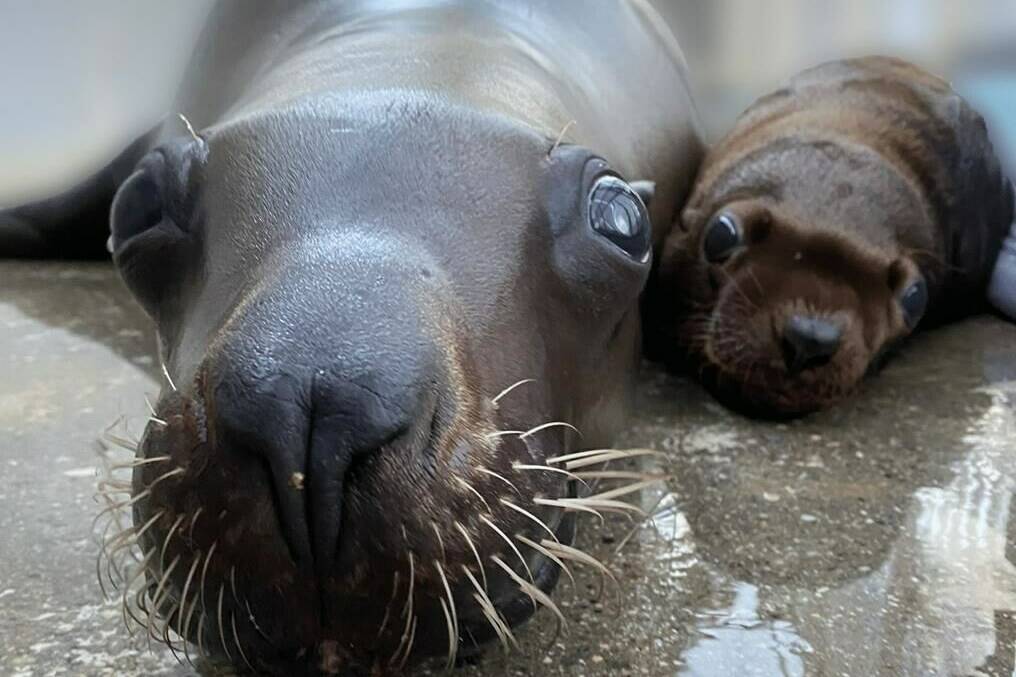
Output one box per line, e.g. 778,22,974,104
644,56,1014,417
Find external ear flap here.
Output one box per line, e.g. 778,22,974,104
629,180,656,207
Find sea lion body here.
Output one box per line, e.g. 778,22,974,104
2,2,703,674
645,56,1013,416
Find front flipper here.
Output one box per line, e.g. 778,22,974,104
989,224,1016,320
0,129,159,259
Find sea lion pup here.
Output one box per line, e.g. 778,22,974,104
644,56,1014,417
0,0,703,675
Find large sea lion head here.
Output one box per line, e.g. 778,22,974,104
102,99,656,673
649,196,929,418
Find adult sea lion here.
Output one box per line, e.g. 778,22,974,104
645,56,1014,417
2,1,703,674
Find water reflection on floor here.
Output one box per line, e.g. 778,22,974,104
1,262,1014,676
462,316,1016,676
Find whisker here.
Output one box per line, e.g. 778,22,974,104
512,463,588,487
475,467,522,496
376,571,400,640
110,455,171,471
120,550,155,634
539,539,616,590
391,553,416,667
217,584,233,662
431,522,447,564
491,378,536,405
499,499,558,542
161,362,178,392
146,555,181,650
544,496,646,518
559,449,664,471
232,612,255,673
515,534,574,587
178,553,203,668
573,471,667,482
485,430,524,440
144,395,167,427
396,616,418,670
479,515,533,583
589,480,659,501
462,566,516,652
490,555,567,629
455,477,492,512
532,497,603,523
519,421,581,440
438,599,456,670
160,514,187,568
455,521,487,590
435,562,459,669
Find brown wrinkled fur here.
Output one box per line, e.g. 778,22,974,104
644,56,1014,417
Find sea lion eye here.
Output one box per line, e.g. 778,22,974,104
900,278,928,329
588,175,652,262
703,213,742,263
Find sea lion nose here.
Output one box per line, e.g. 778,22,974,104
206,250,447,574
781,315,842,374
211,352,438,574
301,363,432,574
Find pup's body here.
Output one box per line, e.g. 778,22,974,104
646,56,1014,416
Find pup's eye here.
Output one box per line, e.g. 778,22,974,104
703,213,742,263
900,278,928,329
110,168,164,251
588,175,652,262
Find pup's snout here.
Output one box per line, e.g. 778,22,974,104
781,315,842,374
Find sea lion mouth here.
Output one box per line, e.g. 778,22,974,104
95,366,648,674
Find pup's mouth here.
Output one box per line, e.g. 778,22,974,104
693,302,865,418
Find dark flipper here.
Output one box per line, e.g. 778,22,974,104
0,128,160,260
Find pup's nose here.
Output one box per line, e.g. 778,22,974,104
781,315,842,374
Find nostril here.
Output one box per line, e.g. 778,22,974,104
305,368,431,575
781,315,842,374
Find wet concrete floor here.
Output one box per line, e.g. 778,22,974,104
1,260,1014,676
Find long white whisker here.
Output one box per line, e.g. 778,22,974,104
545,448,663,468
490,555,567,628
512,463,589,487
499,499,558,541
491,378,536,405
455,522,487,590
161,362,178,392
520,421,581,440
475,467,522,496
435,562,459,669
515,534,574,587
479,515,533,583
533,497,604,523
462,566,515,652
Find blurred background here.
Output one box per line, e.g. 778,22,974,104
663,0,1016,162
0,0,1014,206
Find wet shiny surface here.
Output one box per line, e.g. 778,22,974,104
1,261,1014,676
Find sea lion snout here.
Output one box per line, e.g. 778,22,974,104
781,315,843,374
650,200,919,416
204,269,447,575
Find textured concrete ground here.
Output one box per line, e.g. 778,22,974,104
2,260,1015,676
